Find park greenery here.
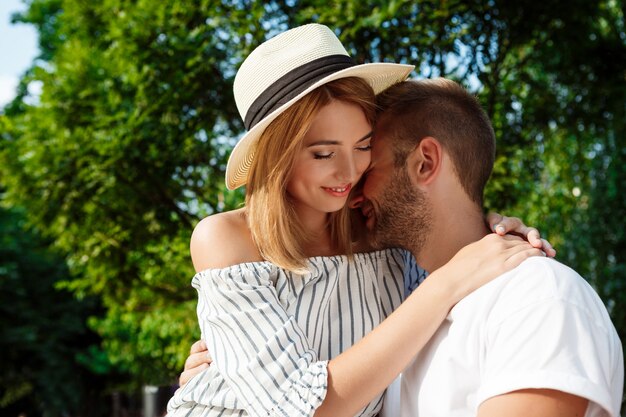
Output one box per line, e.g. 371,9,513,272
1,0,624,415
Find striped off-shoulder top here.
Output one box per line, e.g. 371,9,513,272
167,248,426,417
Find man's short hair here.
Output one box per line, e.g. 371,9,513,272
376,78,496,205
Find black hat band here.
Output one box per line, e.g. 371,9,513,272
244,54,355,130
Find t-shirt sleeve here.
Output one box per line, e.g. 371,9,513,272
478,286,622,416
192,263,328,417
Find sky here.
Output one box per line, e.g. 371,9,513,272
0,0,39,108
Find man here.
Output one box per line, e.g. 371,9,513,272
359,78,623,417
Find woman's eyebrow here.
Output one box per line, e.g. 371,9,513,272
357,131,373,142
307,140,339,147
306,132,373,148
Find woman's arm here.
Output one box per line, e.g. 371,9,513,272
315,234,543,417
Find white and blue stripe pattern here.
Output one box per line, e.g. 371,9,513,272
167,248,425,417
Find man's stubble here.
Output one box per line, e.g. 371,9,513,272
368,166,432,255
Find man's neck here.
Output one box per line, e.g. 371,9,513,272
413,205,490,273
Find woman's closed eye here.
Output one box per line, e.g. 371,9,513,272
314,152,334,160
313,144,369,159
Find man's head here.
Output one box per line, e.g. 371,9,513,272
359,78,496,254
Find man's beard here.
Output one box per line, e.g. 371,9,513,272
368,166,432,255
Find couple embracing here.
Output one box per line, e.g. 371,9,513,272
168,24,623,417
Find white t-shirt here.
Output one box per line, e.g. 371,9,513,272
398,257,624,417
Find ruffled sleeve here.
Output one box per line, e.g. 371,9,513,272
192,262,328,417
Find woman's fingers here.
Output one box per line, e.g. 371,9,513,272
486,212,505,233
521,226,542,248
492,215,524,236
489,214,556,257
489,234,545,268
504,245,546,268
541,238,557,257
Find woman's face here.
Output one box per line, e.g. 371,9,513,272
287,99,372,219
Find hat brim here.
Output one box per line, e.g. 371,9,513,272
225,62,414,190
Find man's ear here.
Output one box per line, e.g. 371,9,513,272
407,137,443,186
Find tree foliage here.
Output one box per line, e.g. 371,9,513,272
0,204,110,415
1,0,624,413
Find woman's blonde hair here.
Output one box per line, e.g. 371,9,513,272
245,77,377,273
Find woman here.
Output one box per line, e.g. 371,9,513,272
167,24,550,417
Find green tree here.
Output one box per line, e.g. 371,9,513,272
2,0,266,384
0,203,111,416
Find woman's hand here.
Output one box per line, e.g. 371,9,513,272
486,212,556,257
179,340,212,386
435,234,546,303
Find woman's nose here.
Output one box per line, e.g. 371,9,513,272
336,153,358,183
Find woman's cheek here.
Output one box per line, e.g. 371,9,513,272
356,153,372,178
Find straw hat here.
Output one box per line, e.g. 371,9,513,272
226,23,414,190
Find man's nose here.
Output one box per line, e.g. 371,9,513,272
349,194,364,209
349,185,365,209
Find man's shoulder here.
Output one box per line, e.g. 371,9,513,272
503,257,592,298
489,257,612,327
454,257,587,316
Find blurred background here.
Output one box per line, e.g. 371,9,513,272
1,0,624,416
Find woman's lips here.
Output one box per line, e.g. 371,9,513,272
322,183,352,197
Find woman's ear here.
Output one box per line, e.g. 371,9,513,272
406,137,443,186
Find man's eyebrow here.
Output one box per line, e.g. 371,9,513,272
306,131,373,147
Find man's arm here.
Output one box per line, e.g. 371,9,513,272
478,388,589,416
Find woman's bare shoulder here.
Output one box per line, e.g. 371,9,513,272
190,208,263,272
